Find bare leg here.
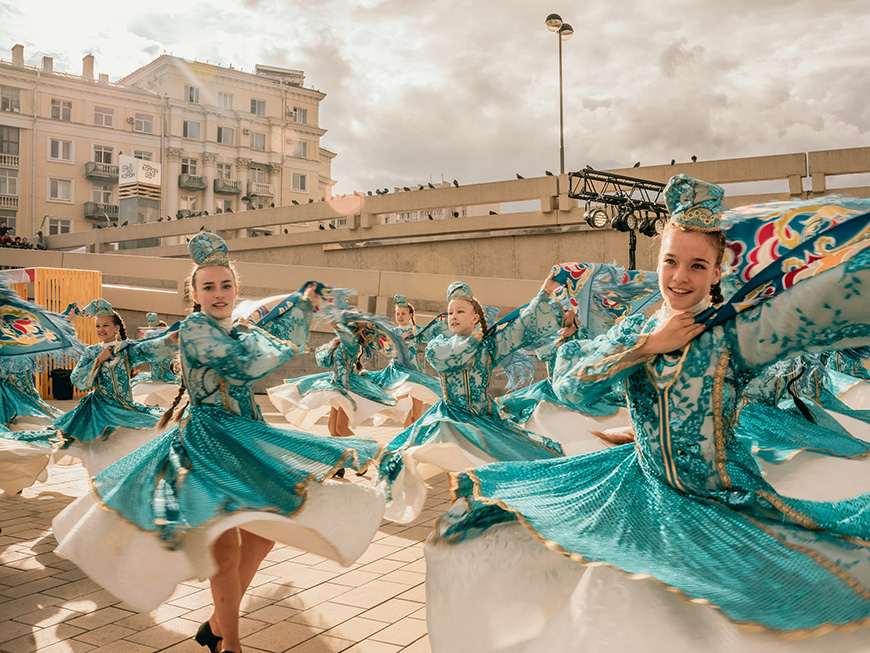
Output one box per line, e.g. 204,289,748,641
334,407,354,437
208,529,242,652
328,406,338,437
208,530,274,647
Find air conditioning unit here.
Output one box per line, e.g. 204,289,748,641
242,128,250,135
126,116,135,123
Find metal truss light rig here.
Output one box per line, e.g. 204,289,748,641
568,168,670,269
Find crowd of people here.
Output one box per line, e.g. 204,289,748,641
0,222,46,249
1,174,869,653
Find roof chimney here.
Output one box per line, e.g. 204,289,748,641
99,73,109,85
42,56,53,74
11,44,24,67
82,54,94,80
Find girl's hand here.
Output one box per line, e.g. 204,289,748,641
96,347,113,365
542,269,559,295
303,284,322,309
643,311,704,354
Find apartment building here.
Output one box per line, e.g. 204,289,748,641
0,44,335,239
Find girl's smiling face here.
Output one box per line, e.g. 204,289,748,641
192,266,237,320
94,316,120,343
395,306,412,326
657,228,721,312
447,299,479,336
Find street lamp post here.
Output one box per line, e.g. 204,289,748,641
545,14,573,175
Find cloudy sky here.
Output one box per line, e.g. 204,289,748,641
2,0,869,194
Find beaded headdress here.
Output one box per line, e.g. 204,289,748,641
188,231,230,267
82,298,114,318
145,312,159,326
664,174,724,232
394,294,409,308
447,281,474,302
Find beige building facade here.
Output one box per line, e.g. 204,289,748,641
0,45,335,239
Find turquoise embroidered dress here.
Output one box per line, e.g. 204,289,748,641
53,340,165,445
0,360,62,426
428,256,870,645
368,324,442,405
378,288,565,523
53,303,385,611
268,323,404,429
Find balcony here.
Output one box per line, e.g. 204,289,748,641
84,161,119,182
214,178,242,194
179,173,208,191
248,181,273,197
0,153,19,167
84,202,119,221
0,194,18,209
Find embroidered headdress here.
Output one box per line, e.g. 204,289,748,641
188,231,230,267
145,312,159,326
664,174,724,232
394,294,409,308
447,281,474,302
81,298,114,317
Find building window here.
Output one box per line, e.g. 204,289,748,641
218,92,234,110
183,121,200,140
184,85,200,104
250,132,266,151
291,107,307,124
291,172,308,192
49,138,73,162
250,166,266,183
216,198,233,214
250,98,266,116
291,140,308,158
0,86,20,113
397,211,418,222
216,163,233,179
181,158,198,175
48,218,71,235
92,183,113,204
51,98,72,121
94,106,114,127
132,150,153,161
217,126,234,145
0,169,18,195
93,145,114,164
48,177,73,202
180,194,198,211
0,126,19,155
133,113,153,134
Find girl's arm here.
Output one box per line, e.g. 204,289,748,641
491,284,564,365
181,312,298,382
69,345,101,391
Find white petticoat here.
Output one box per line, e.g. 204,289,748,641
63,425,166,477
425,522,870,653
524,403,631,457
268,383,411,430
0,438,56,494
131,381,181,408
53,481,386,612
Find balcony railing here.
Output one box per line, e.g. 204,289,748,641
0,153,19,167
214,178,242,194
179,173,208,191
84,202,119,220
248,181,273,197
0,194,18,209
84,161,119,182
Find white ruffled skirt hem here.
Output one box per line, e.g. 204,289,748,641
268,383,410,430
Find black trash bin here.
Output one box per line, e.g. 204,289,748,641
50,369,73,400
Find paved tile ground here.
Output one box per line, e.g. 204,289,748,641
0,397,448,653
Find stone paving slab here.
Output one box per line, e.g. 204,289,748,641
1,398,441,653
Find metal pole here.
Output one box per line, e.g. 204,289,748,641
556,33,565,175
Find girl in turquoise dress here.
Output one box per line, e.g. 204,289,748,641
52,233,384,653
53,300,167,475
425,176,870,652
131,312,182,407
378,276,566,524
368,294,442,427
268,319,408,437
0,358,62,427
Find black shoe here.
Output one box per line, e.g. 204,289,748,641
332,467,345,479
194,620,222,653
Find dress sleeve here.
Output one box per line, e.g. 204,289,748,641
260,299,315,351
490,288,564,365
180,313,298,382
69,345,101,391
729,256,870,372
123,329,180,368
315,339,339,368
552,313,653,405
426,334,481,373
